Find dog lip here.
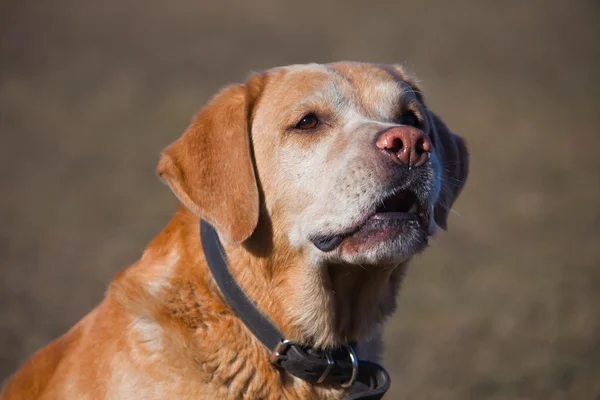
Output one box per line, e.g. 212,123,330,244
312,235,346,252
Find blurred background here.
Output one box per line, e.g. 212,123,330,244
1,0,598,398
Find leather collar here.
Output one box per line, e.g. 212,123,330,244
200,220,390,399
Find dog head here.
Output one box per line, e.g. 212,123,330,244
158,62,468,269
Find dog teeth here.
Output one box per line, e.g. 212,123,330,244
408,203,418,213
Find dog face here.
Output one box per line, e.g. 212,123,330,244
158,62,468,268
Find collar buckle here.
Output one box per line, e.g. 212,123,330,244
269,339,293,366
341,344,359,388
269,339,358,388
316,350,335,383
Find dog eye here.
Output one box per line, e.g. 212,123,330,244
295,114,320,130
398,111,419,127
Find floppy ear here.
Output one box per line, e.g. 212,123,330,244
428,112,469,230
157,75,264,244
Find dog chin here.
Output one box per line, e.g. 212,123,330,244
336,228,428,266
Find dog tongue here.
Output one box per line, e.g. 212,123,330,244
312,235,344,252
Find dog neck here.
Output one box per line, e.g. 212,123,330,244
218,216,407,349
132,208,406,350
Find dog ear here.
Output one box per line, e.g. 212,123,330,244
157,74,264,244
427,111,469,230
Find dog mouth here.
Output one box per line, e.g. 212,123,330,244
372,190,422,221
312,189,431,252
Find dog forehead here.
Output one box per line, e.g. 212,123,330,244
327,62,402,90
260,64,344,108
259,62,406,119
268,62,399,84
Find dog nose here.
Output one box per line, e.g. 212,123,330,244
375,127,432,167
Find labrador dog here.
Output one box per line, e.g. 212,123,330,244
1,62,468,400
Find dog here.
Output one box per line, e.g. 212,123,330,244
1,62,468,399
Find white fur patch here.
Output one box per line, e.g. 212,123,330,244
145,248,180,296
367,79,405,120
108,352,166,400
129,316,164,356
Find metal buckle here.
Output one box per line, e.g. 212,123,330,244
269,339,293,366
316,350,335,383
271,340,358,388
341,345,358,388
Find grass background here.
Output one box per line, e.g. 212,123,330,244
1,1,599,398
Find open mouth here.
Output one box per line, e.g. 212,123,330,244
372,190,420,220
312,189,430,252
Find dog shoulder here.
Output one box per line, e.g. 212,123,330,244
1,309,89,399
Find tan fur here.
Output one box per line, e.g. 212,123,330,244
1,62,468,400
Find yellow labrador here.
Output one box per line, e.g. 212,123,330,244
2,62,468,400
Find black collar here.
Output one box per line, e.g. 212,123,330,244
200,220,390,399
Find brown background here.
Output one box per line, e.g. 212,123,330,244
1,1,599,398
